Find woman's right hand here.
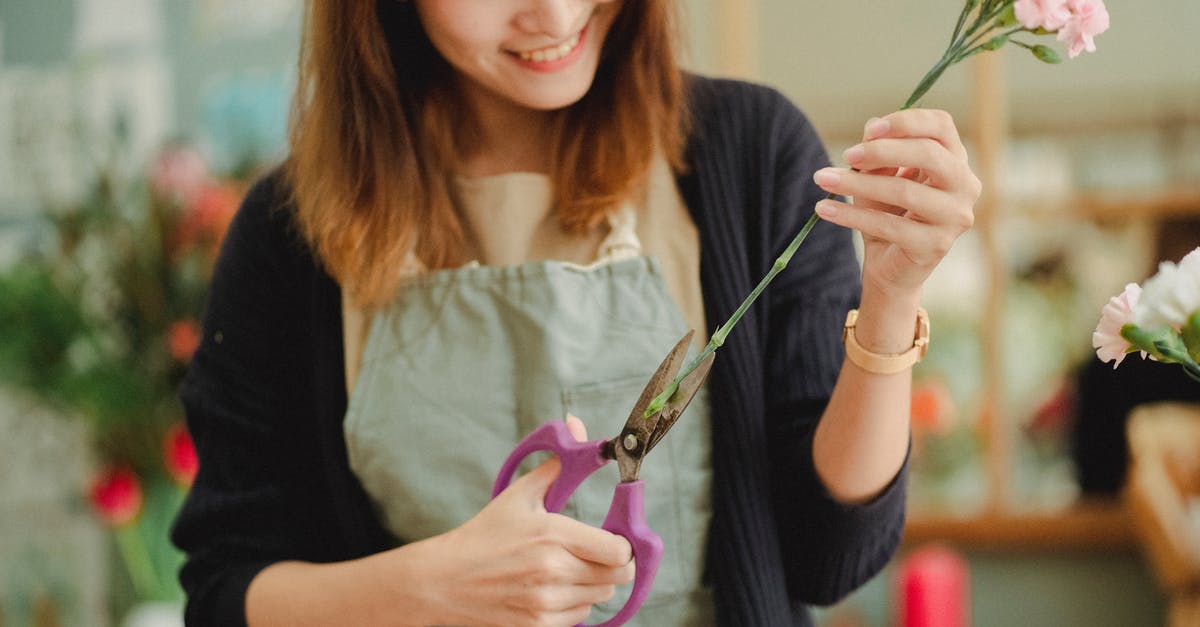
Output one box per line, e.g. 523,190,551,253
410,415,635,627
246,416,632,627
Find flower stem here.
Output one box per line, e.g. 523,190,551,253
642,0,1013,418
950,0,980,46
644,210,823,416
116,524,160,601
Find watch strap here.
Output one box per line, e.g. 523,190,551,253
842,307,929,375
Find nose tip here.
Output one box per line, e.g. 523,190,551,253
521,1,577,39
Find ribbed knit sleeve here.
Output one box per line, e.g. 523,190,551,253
171,173,390,626
679,76,907,624
754,85,909,606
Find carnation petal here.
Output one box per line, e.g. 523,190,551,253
1094,283,1140,368
1135,261,1198,329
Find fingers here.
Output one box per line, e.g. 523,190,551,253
865,109,968,161
815,199,960,268
841,137,975,192
564,413,588,441
812,108,980,244
555,515,635,568
813,167,973,227
512,454,563,508
511,585,615,623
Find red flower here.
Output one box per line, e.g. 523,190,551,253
168,319,202,363
911,379,956,435
1027,378,1076,436
173,182,241,259
164,421,199,486
89,466,143,527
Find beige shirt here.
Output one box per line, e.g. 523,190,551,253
343,157,705,391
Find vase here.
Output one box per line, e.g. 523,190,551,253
121,600,184,627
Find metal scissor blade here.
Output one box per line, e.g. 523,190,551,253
643,351,714,455
621,330,694,432
612,331,699,482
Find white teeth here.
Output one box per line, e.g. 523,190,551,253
518,32,580,62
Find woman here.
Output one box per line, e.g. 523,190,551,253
172,0,980,625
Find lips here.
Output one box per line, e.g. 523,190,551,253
508,21,589,70
515,30,582,63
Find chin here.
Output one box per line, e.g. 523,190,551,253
516,78,598,111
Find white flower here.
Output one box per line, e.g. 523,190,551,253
1093,282,1141,368
1133,247,1200,331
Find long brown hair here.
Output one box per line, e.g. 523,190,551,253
286,1,689,307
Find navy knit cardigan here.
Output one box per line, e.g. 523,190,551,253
172,75,908,626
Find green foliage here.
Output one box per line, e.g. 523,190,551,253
0,150,237,476
0,264,89,394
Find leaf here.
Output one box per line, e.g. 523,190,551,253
1183,310,1200,362
1121,323,1175,362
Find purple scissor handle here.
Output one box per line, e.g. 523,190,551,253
491,331,715,627
491,421,663,627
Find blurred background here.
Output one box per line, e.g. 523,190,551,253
0,1,1198,626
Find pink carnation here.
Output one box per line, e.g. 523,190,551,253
1014,0,1071,31
1093,282,1141,368
1059,0,1110,58
150,145,209,206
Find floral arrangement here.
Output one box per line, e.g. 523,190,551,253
0,135,241,602
1093,247,1200,383
647,0,1110,413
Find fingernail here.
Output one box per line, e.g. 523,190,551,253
842,144,865,165
865,117,890,139
814,168,841,187
815,200,838,218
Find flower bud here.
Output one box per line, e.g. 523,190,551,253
995,5,1018,28
982,35,1008,51
1031,45,1062,64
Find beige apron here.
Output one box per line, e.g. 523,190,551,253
344,207,715,625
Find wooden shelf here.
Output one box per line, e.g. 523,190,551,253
1013,185,1200,221
904,500,1137,552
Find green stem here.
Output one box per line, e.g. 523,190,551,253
1185,362,1200,384
967,1,1013,39
902,55,956,110
645,211,822,417
906,3,1016,109
950,0,980,49
115,524,161,600
642,0,1015,418
953,26,1028,64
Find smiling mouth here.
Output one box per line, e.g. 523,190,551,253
513,24,587,64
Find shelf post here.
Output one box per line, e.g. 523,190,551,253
972,51,1010,515
713,0,759,79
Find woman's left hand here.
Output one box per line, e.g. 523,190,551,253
812,109,981,299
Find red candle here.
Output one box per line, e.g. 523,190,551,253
897,544,970,627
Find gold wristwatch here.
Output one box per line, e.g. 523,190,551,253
842,307,929,374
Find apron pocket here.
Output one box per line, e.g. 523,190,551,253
562,375,686,617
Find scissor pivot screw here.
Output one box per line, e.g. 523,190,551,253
623,434,639,451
